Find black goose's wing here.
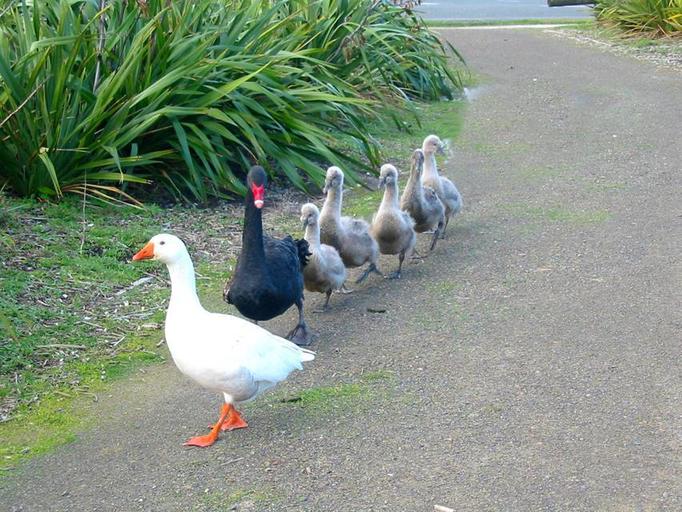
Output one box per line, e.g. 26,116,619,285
263,235,306,276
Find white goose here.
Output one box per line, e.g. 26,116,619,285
421,134,463,237
133,234,314,447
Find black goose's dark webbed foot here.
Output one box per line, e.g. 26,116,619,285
288,298,315,345
287,323,315,346
385,270,401,280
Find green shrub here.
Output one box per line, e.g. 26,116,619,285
0,0,463,203
594,0,682,37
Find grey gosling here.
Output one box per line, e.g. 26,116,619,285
370,164,417,279
421,134,463,237
319,166,382,284
300,203,347,312
400,148,445,251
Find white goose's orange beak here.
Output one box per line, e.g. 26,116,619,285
132,241,155,261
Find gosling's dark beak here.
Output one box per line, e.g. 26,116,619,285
437,143,445,155
322,183,329,194
301,217,309,228
378,177,386,188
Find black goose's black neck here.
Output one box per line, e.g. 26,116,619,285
241,189,265,265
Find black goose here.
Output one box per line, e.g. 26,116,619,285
224,166,313,346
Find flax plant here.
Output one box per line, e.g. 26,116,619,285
0,0,462,203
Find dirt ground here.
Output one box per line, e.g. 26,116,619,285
2,27,681,511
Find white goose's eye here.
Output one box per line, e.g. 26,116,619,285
160,240,166,246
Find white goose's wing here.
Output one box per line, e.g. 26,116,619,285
207,313,314,385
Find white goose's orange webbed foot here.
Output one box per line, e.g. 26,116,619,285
185,403,230,448
219,405,248,431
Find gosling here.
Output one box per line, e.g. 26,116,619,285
319,166,382,283
370,164,416,279
300,203,347,311
400,148,445,251
421,134,463,237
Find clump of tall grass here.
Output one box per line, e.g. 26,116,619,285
594,0,682,38
0,0,463,203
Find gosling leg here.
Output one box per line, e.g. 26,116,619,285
440,216,450,239
355,262,382,284
430,219,445,250
313,290,333,314
339,283,354,294
386,252,406,280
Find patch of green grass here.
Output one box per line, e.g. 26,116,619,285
275,371,397,414
343,187,384,219
504,203,611,225
194,488,275,512
425,280,462,296
361,369,396,383
584,180,627,192
518,166,565,182
0,339,164,471
298,383,367,408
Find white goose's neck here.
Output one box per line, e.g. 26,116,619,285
305,223,322,250
423,152,440,182
321,186,342,221
166,253,202,315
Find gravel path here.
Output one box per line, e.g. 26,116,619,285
2,28,681,511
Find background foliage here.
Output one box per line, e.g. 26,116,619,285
594,0,682,37
0,0,463,203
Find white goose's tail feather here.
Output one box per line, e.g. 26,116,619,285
299,348,315,362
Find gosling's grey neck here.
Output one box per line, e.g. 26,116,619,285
166,252,202,314
423,151,440,182
304,222,322,250
380,181,399,210
404,169,424,202
321,185,342,221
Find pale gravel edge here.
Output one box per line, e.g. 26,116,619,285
544,28,682,71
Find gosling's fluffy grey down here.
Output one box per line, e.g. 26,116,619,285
370,163,416,279
319,166,381,283
300,203,347,310
400,148,445,250
421,134,462,236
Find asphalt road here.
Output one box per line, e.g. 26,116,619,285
417,0,591,20
2,27,681,512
